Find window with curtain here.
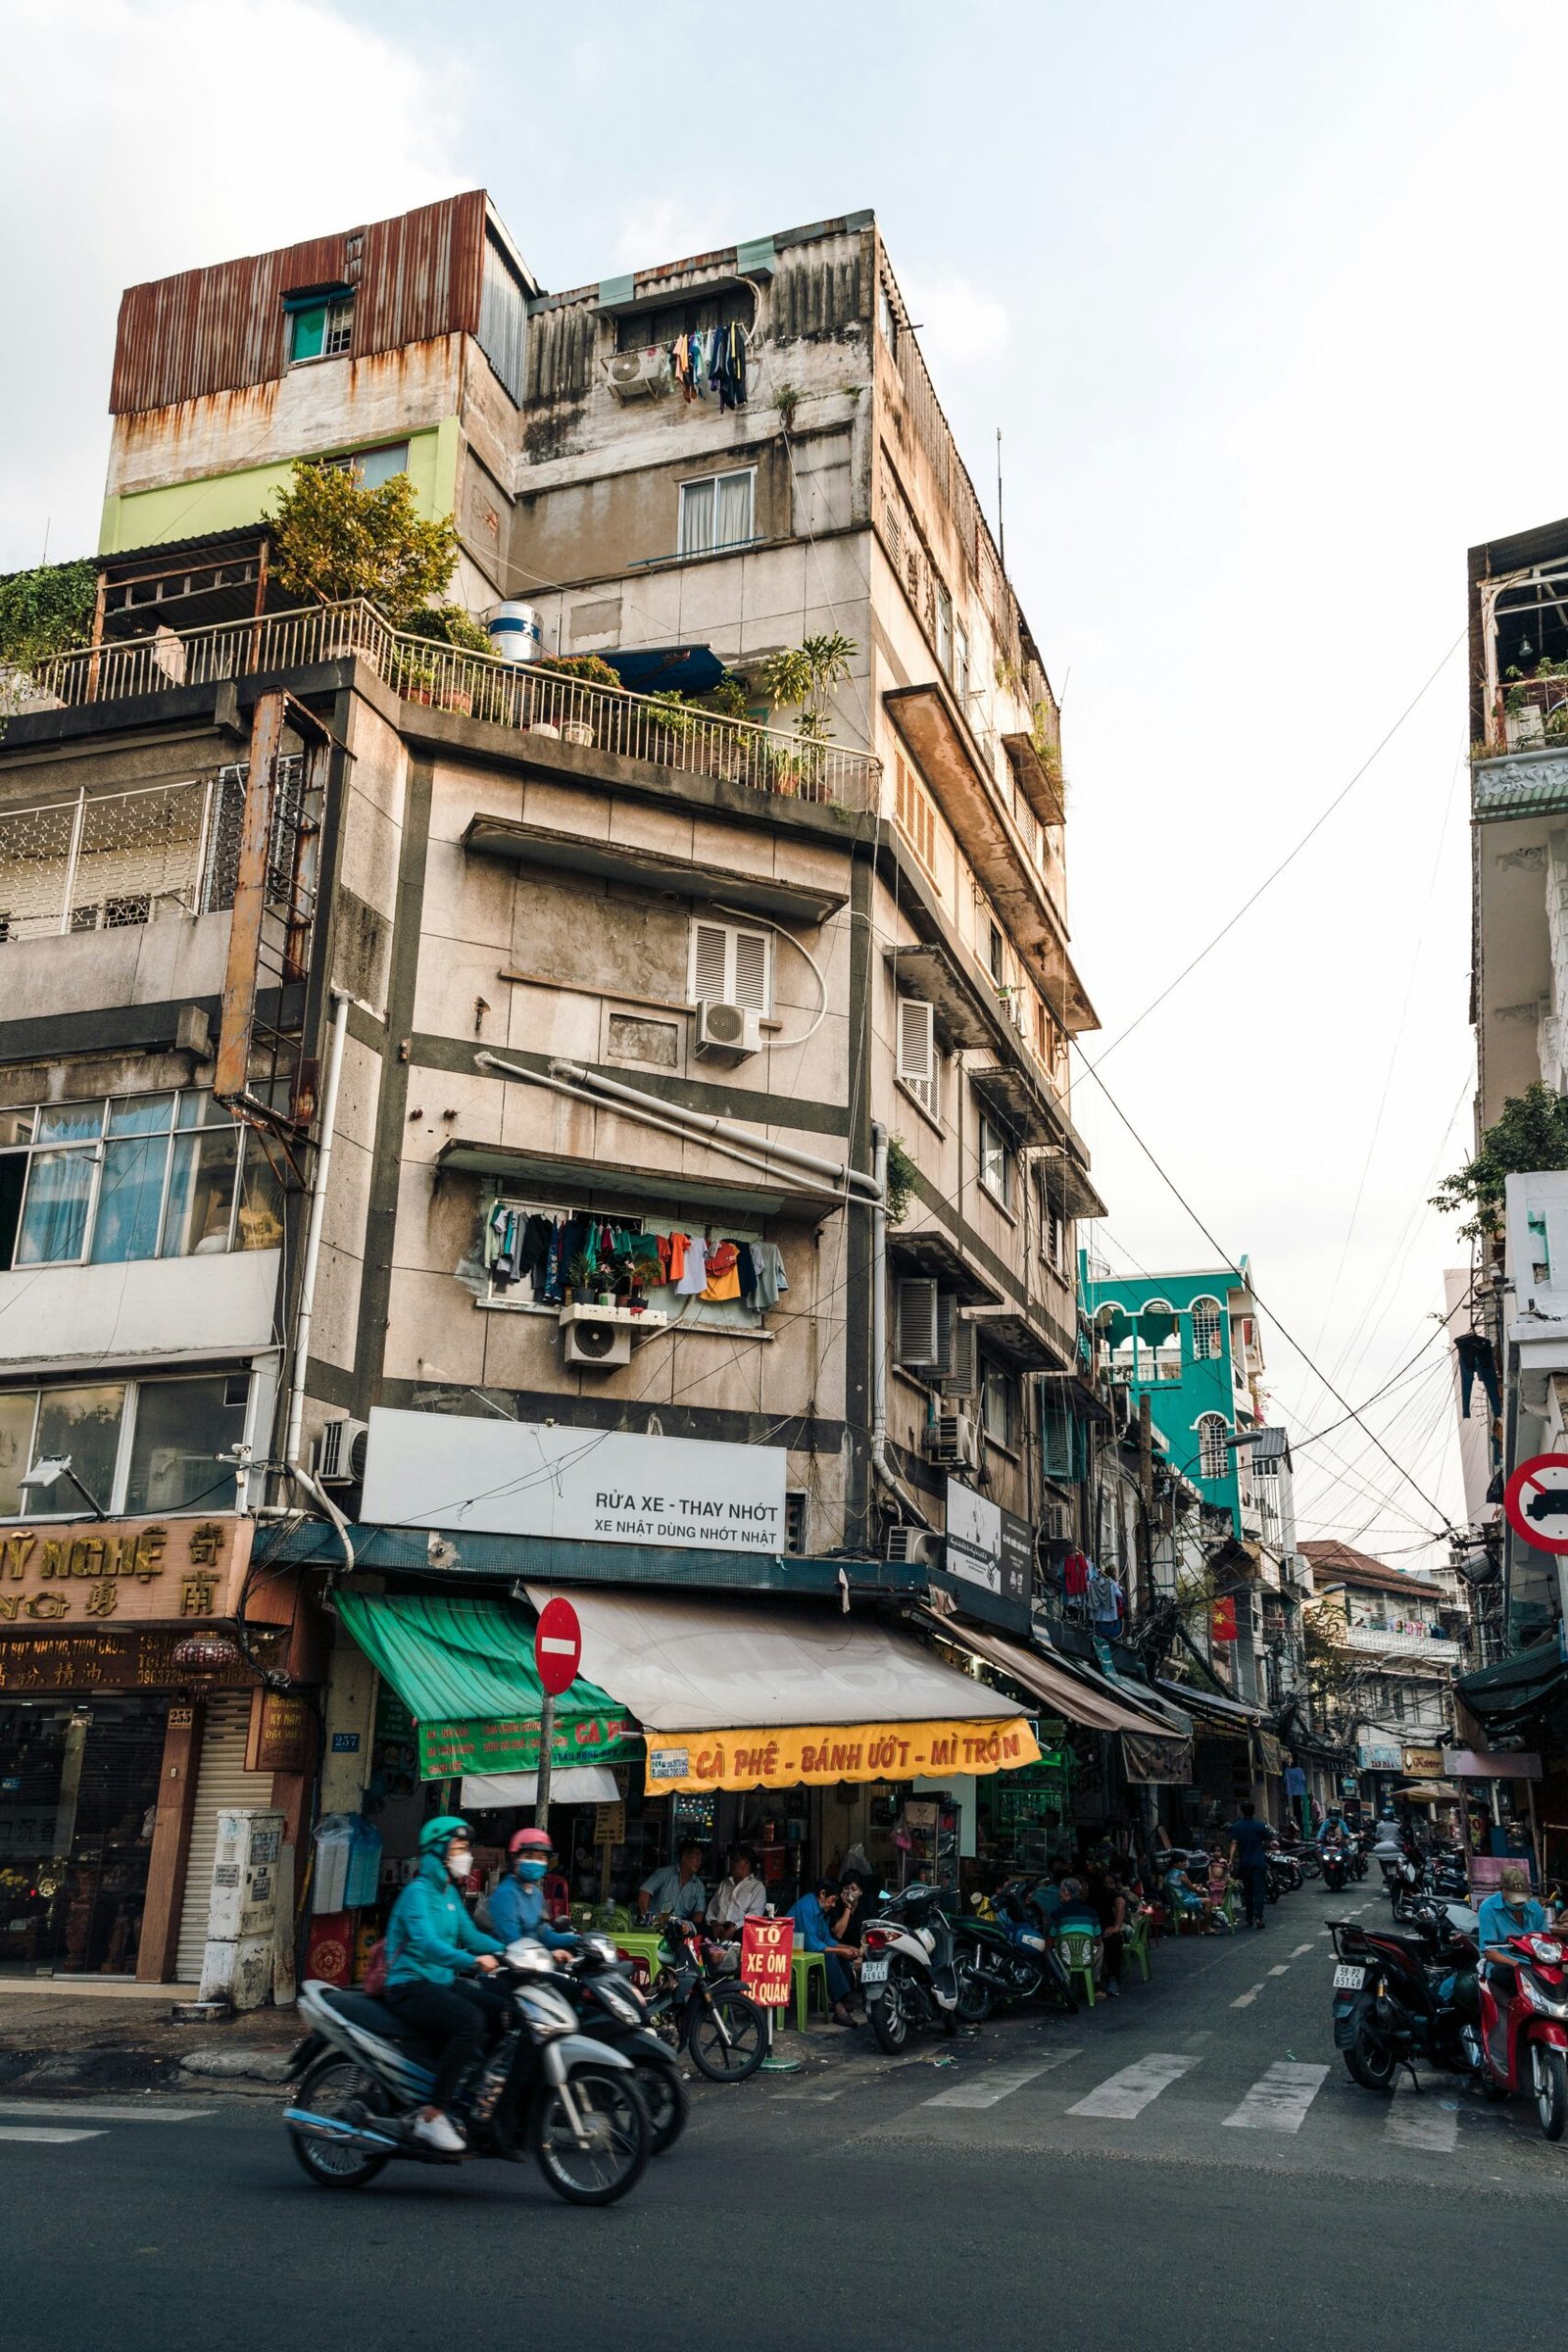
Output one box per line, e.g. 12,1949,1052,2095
678,469,756,558
0,1371,251,1519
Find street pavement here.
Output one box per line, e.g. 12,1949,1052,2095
4,1881,1564,2351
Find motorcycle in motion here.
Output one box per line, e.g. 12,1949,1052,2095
284,1941,650,2203
1330,1898,1483,2095
554,1934,689,2151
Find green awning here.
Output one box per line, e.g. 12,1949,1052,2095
1454,1643,1568,1745
336,1592,642,1782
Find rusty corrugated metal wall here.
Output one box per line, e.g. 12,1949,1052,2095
110,191,489,416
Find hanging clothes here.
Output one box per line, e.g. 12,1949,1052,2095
748,1242,788,1311
702,1242,742,1302
1062,1548,1091,1599
667,1232,690,1283
714,320,747,413
674,1236,710,1296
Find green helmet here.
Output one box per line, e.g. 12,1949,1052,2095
418,1814,471,1855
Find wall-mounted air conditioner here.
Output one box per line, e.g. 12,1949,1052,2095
606,349,671,402
560,1305,633,1369
696,1000,762,1059
924,1412,980,1472
886,1526,944,1571
315,1416,369,1486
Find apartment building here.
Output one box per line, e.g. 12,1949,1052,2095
1298,1540,1467,1799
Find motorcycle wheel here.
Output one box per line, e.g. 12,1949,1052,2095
1344,2009,1397,2095
286,2052,393,2190
633,2055,689,2154
956,1968,994,2025
869,1974,909,2054
531,2066,650,2205
1533,2045,1568,2142
686,1985,765,2083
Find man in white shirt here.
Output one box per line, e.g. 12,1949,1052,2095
706,1844,767,1938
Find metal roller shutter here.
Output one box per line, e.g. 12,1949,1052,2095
174,1693,273,1984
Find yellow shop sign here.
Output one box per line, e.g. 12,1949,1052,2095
642,1716,1041,1795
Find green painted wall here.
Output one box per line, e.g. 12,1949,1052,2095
97,421,457,555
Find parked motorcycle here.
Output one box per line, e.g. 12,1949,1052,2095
1330,1899,1482,2095
1477,1922,1568,2140
1264,1846,1299,1902
643,1915,766,2083
956,1885,1079,2016
283,1942,650,2204
556,1934,689,2152
862,1883,967,2051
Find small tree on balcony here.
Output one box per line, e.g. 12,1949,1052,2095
269,461,460,625
760,632,858,750
1432,1080,1568,1242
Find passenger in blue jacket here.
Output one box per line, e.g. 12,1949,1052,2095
489,1827,580,1950
384,1815,506,2154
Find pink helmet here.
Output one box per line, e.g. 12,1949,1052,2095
510,1827,553,1858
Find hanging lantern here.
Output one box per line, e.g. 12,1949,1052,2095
172,1632,241,1674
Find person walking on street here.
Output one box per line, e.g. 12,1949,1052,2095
1229,1801,1272,1931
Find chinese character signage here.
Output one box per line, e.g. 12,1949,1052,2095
0,1518,249,1630
740,1915,794,2009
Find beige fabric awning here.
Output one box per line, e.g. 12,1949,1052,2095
917,1611,1175,1737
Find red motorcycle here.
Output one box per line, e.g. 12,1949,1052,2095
1478,1924,1568,2140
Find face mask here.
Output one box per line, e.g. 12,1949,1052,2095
516,1858,547,1882
447,1850,473,1882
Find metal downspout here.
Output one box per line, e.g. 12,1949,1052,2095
282,990,354,1574
868,1121,931,1530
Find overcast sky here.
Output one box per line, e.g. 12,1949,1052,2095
4,1,1537,1568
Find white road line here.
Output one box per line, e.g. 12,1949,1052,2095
0,2126,105,2144
0,2101,209,2124
1231,1984,1265,2008
1267,1965,1291,1977
1384,2101,1458,2154
1068,2052,1198,2120
925,2047,1081,2110
1222,2061,1330,2133
1291,1943,1315,1957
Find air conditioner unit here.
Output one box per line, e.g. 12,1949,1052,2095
562,1311,632,1369
924,1412,980,1471
606,348,671,402
696,1000,762,1059
315,1416,369,1486
886,1526,944,1571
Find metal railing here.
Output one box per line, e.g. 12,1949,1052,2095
0,772,244,941
19,600,881,813
1343,1623,1460,1662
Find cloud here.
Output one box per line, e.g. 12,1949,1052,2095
0,0,467,569
899,270,1010,371
611,197,732,275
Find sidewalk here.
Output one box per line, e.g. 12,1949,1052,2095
0,1982,301,2093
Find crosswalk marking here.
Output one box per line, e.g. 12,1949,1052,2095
1384,2100,1458,2153
925,2053,1079,2110
0,2126,104,2144
1222,2061,1329,2133
1068,2052,1198,2119
0,2100,209,2125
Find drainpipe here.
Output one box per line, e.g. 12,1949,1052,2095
869,1120,932,1531
284,987,350,1488
544,1057,882,1200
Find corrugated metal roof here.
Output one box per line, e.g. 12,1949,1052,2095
110,191,491,415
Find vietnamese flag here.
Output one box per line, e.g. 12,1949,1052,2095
1210,1595,1238,1642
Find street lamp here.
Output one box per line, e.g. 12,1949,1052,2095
18,1456,108,1520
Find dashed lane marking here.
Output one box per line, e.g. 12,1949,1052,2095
1222,2061,1330,2134
1068,2052,1199,2120
1291,1943,1315,1957
0,2127,105,2144
1231,1984,1265,2008
1267,1965,1291,1978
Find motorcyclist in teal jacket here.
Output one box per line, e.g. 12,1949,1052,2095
384,1815,506,2154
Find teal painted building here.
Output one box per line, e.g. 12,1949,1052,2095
1078,1257,1261,1532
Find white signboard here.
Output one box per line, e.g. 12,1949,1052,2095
360,1408,787,1554
946,1478,1003,1594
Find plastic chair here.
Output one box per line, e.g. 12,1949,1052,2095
1124,1912,1152,1984
789,1949,830,2032
1054,1928,1102,2007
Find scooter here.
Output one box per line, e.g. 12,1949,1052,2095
956,1885,1079,2016
283,1941,650,2204
861,1883,966,2052
1330,1898,1482,2095
554,1934,689,2152
1321,1844,1349,1894
1478,1923,1568,2140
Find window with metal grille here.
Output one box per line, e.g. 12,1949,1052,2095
784,1491,808,1555
288,293,354,364
1198,1413,1231,1482
689,917,771,1012
981,1363,1014,1447
1190,1298,1223,1359
896,998,939,1120
935,583,954,677
678,469,756,558
0,770,251,943
894,757,940,881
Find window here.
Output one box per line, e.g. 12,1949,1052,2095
689,918,771,1013
981,1363,1014,1448
677,469,756,558
878,284,898,353
319,441,411,489
935,583,954,677
1190,1298,1223,1360
978,1112,1011,1210
986,921,1004,987
0,1090,285,1274
1042,1196,1065,1275
882,498,903,567
1198,1413,1231,1483
897,998,939,1121
956,622,971,706
287,292,355,364
1390,1684,1406,1723
784,1491,808,1556
894,1276,942,1370
894,757,940,880
0,1372,249,1519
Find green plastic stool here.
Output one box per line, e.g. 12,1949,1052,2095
1124,1913,1152,1984
790,1948,830,2032
1054,1929,1101,2007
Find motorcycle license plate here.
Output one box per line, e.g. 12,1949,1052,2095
860,1957,890,1984
1333,1964,1366,1990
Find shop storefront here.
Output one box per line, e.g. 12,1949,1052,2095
0,1515,306,1983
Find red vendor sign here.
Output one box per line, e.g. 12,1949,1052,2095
740,1915,794,2009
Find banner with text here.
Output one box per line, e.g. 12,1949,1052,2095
643,1714,1041,1793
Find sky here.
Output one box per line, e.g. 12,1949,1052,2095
0,0,1537,1570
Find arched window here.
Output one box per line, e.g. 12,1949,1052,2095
1198,1413,1230,1482
1190,1298,1222,1360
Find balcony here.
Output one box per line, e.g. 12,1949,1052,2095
0,771,243,942
8,600,880,815
1343,1624,1461,1664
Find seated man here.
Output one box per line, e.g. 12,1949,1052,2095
637,1839,708,1927
707,1844,767,1941
1478,1862,1552,1962
790,1875,862,2027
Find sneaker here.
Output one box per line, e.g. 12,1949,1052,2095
1103,1978,1120,1997
412,2110,466,2155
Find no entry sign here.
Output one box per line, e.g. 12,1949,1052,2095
534,1595,583,1694
1503,1454,1568,1556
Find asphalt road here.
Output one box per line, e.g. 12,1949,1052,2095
5,1883,1565,2352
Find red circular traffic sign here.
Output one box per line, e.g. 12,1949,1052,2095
534,1595,582,1694
1504,1454,1568,1555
